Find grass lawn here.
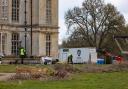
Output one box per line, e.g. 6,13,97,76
0,64,50,73
0,64,128,89
0,72,128,89
0,65,17,73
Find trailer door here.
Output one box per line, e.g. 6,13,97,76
62,53,68,62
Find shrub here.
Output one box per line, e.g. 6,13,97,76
54,64,80,73
82,62,128,73
52,64,81,79
11,67,53,80
54,70,69,79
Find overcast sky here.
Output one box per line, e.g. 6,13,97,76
59,0,128,44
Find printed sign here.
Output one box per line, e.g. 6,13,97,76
77,50,81,59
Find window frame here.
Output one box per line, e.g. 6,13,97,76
46,0,52,25
0,0,8,20
46,33,51,56
12,0,20,22
11,33,20,56
0,33,7,55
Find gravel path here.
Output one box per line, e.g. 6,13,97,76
0,73,16,81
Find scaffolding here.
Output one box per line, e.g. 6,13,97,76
114,35,128,54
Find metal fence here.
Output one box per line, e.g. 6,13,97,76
1,58,41,64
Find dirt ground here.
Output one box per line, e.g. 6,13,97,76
0,73,15,81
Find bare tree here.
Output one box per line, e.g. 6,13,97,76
65,0,125,48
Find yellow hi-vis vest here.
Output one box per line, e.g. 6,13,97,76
20,48,25,56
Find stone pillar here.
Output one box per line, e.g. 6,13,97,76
6,32,12,56
51,32,58,58
39,32,46,56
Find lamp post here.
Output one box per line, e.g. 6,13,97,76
0,24,3,56
24,0,27,54
30,0,33,56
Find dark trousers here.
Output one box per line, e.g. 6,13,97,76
20,55,25,64
68,58,73,64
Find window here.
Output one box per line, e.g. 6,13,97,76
46,33,51,56
0,0,8,20
46,0,52,24
0,33,7,55
63,49,69,52
12,0,20,22
12,33,20,56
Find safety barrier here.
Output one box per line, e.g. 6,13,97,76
1,58,41,64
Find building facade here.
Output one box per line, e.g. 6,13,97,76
0,0,59,58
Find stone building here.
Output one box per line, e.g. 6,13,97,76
0,0,59,58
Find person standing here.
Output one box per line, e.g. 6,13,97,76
68,54,73,64
70,54,73,64
19,47,26,64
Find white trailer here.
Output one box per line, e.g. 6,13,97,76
59,48,97,64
